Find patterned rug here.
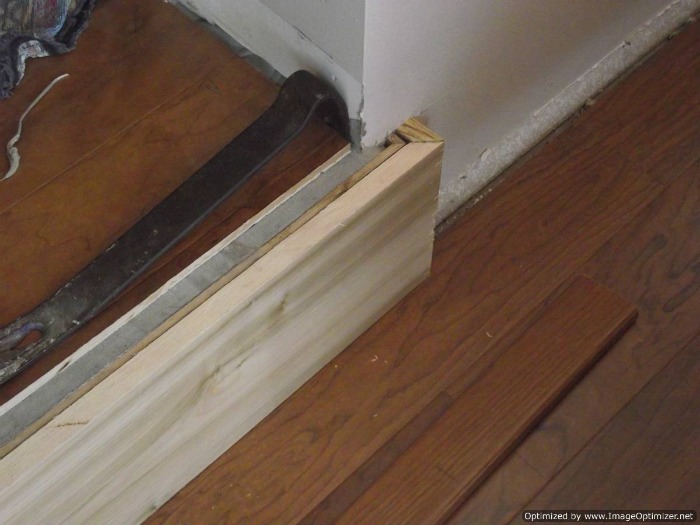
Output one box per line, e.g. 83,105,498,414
0,0,95,98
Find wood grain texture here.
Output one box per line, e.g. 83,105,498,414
396,117,443,143
574,20,700,187
514,332,700,517
0,0,274,213
505,159,700,522
335,276,636,525
0,0,346,400
451,125,700,525
448,20,700,525
0,142,442,525
524,158,700,494
0,142,360,461
146,32,680,525
300,392,455,525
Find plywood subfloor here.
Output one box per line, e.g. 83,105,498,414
148,15,700,525
0,0,346,400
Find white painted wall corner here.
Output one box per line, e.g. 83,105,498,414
436,0,700,223
175,0,699,223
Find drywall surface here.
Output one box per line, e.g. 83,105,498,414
362,0,699,222
177,0,698,221
175,0,364,138
260,0,365,80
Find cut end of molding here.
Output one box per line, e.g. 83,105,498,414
396,118,444,143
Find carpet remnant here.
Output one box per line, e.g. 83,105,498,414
0,0,95,98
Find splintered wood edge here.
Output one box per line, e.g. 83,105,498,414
0,141,443,524
0,135,407,459
396,118,443,143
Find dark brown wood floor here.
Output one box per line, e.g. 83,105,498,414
150,15,700,524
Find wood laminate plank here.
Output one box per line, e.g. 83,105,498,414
300,392,455,525
574,20,700,187
0,142,442,525
334,276,636,525
451,157,700,524
301,274,626,525
0,0,347,399
511,332,700,518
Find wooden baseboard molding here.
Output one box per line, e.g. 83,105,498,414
0,138,443,524
0,141,398,457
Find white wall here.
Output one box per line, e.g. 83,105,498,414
361,0,698,221
364,0,665,143
179,0,698,221
260,0,365,80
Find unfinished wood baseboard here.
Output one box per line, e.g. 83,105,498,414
0,140,442,524
0,147,355,445
0,141,399,457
